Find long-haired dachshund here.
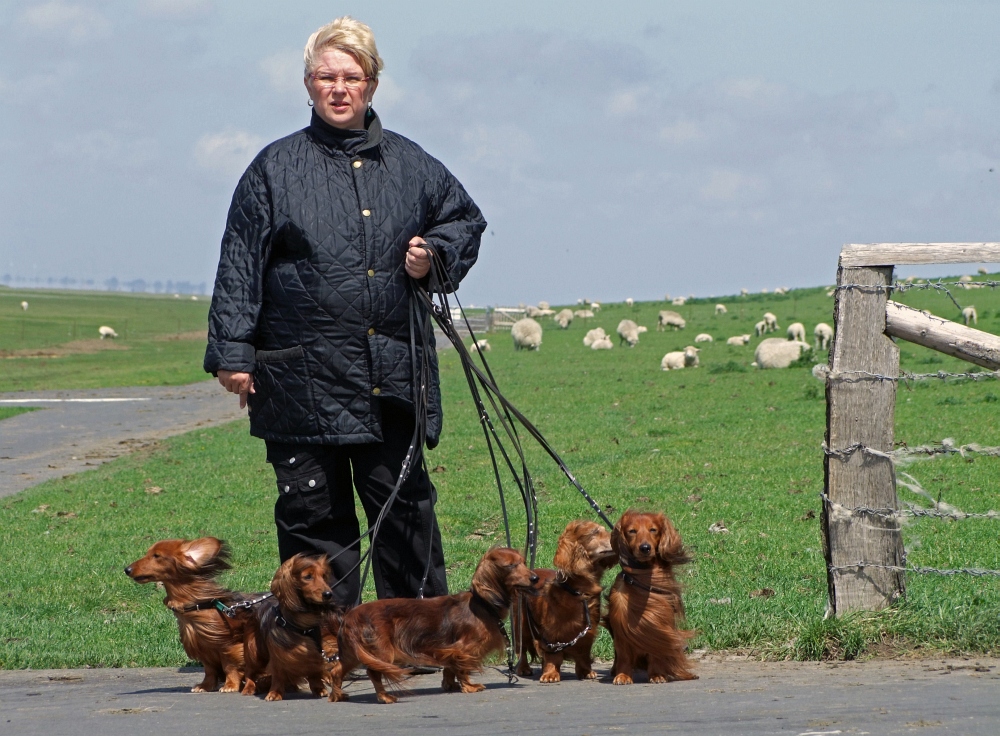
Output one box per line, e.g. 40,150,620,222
243,553,339,701
329,547,538,704
604,510,698,685
516,519,617,682
124,537,271,693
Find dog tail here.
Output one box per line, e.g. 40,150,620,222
349,641,411,689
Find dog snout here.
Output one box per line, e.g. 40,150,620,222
322,590,333,601
529,573,540,585
124,566,132,576
639,543,652,555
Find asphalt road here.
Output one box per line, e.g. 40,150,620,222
0,380,246,497
1,655,997,736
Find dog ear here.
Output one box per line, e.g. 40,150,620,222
610,517,624,560
270,555,297,602
655,515,691,566
471,548,509,609
554,521,591,576
179,537,230,574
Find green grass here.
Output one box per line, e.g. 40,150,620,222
1,278,999,668
0,407,36,421
0,289,209,392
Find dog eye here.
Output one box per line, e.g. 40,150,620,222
303,574,313,581
151,553,160,559
627,529,637,535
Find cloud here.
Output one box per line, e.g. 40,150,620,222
193,130,265,180
259,50,303,93
698,168,768,203
49,130,159,169
138,0,213,20
18,2,111,41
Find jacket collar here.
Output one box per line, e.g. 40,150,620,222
308,109,382,156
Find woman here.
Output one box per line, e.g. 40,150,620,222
204,17,486,605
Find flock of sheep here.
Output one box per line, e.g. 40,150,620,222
498,295,836,373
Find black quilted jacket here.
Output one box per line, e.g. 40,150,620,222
204,110,486,448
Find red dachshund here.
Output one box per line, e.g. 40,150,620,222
516,520,617,682
604,510,698,685
124,537,270,693
329,547,538,704
242,553,338,701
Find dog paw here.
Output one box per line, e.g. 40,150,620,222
649,675,668,684
578,670,598,680
219,684,240,693
539,671,561,683
328,691,349,703
190,685,210,693
516,664,533,677
376,692,398,704
264,691,284,702
459,683,486,693
240,683,256,696
612,674,633,685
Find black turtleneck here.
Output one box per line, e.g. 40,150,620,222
307,109,383,156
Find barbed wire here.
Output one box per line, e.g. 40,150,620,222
828,561,1000,577
820,493,999,521
828,369,1000,384
835,279,1000,314
822,440,1000,463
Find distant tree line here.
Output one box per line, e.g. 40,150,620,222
0,274,207,295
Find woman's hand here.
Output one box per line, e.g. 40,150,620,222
217,370,254,409
405,236,432,279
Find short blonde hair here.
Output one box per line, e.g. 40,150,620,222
304,16,383,80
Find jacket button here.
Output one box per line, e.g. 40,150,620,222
367,328,375,336
308,479,316,488
362,209,371,217
372,387,381,396
352,160,362,169
367,269,375,277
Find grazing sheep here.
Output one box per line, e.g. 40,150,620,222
959,275,973,284
786,322,806,342
774,287,788,295
554,309,574,329
661,346,700,370
715,304,727,315
814,323,834,350
962,306,978,326
812,363,831,381
574,309,595,319
754,320,767,337
525,305,544,318
657,310,686,331
591,336,614,350
470,339,491,353
537,301,550,310
511,318,542,351
726,334,750,346
740,288,748,296
826,289,835,297
671,296,687,306
694,333,713,343
583,327,607,347
98,325,119,339
752,337,811,369
978,267,988,275
591,302,601,312
763,312,778,332
663,293,671,302
536,309,555,317
191,295,198,301
625,298,634,307
20,301,28,311
761,288,769,294
637,325,648,334
617,319,642,347
904,275,916,284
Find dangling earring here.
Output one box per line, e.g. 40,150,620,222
308,99,314,107
367,101,372,110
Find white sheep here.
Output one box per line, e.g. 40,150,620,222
590,302,601,312
583,327,607,346
761,288,769,294
763,312,778,332
959,275,973,284
663,293,671,302
814,323,833,350
511,318,542,351
98,325,119,339
694,333,713,343
637,325,648,334
657,310,686,331
554,309,574,329
978,267,988,275
536,308,555,317
537,301,550,310
812,363,831,381
753,337,811,369
470,339,491,353
574,309,595,319
191,295,198,301
617,319,642,347
20,301,28,311
591,336,614,350
525,305,543,318
754,320,767,337
726,334,750,346
740,288,748,296
786,322,806,342
625,298,634,307
671,296,687,306
904,275,916,284
715,304,727,315
962,306,978,326
661,346,700,370
774,287,788,295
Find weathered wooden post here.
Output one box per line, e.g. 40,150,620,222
823,256,905,614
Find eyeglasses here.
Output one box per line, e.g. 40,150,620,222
309,73,370,90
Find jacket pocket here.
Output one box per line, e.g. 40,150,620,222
249,345,318,436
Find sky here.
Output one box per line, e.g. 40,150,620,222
1,0,999,304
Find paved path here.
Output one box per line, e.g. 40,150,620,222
0,381,246,497
1,656,997,735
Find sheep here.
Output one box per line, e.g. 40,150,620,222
754,320,767,337
591,336,614,350
511,318,542,351
740,288,748,296
663,293,671,302
98,325,119,339
814,322,833,350
617,319,642,347
660,345,700,370
657,310,686,331
537,301,550,310
191,295,198,301
959,275,973,284
726,334,750,346
583,327,606,347
536,309,555,317
774,287,788,295
694,333,713,343
812,363,831,381
574,309,595,319
671,296,687,306
763,312,778,332
761,288,769,294
470,339,491,353
962,306,978,326
625,298,634,307
20,301,28,311
525,305,543,318
904,275,916,284
786,322,806,342
826,289,835,297
978,267,989,275
715,304,727,315
752,337,811,369
637,325,648,334
590,302,601,312
554,309,574,329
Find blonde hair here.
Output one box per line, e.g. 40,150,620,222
304,16,383,80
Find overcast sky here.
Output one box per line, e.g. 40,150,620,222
1,0,998,304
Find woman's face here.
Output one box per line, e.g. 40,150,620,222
305,49,378,130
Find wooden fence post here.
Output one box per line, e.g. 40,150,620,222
823,262,906,614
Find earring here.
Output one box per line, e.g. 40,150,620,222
308,99,314,107
367,101,372,110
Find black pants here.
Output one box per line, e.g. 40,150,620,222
265,402,448,606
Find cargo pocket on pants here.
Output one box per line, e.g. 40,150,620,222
269,448,331,531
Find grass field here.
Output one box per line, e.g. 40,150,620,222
1,278,999,669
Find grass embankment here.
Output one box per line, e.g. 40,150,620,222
1,280,999,668
0,289,209,392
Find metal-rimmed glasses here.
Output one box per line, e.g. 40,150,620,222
309,73,370,90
